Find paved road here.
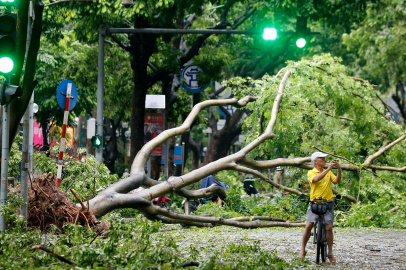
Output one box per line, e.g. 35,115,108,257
171,226,406,269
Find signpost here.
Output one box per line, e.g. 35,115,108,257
161,145,183,165
56,80,78,187
144,113,165,155
180,64,208,93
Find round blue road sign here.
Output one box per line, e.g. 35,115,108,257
57,79,78,111
180,64,209,93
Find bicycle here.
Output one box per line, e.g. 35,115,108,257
300,193,341,264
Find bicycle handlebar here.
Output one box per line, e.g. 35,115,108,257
300,194,341,204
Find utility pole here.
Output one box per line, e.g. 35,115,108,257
0,104,10,231
95,25,106,164
20,93,33,218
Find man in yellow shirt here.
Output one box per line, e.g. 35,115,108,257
299,152,341,263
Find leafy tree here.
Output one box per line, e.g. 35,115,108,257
342,0,406,123
34,32,95,151
81,54,406,228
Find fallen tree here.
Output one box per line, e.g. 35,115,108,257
80,55,406,228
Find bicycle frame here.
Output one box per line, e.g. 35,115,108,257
300,194,341,264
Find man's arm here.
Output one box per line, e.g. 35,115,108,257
312,161,335,182
332,161,341,185
312,169,330,182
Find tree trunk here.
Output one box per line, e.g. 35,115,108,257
129,16,158,165
188,136,200,170
150,156,161,179
203,109,244,165
104,117,120,174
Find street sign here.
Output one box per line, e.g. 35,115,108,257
161,145,183,165
145,95,165,109
218,105,236,117
145,113,164,155
180,64,208,93
57,79,78,111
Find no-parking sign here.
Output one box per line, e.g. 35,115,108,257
57,79,78,111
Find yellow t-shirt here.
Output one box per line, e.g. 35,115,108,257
308,168,336,201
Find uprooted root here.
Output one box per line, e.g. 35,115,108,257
28,173,98,232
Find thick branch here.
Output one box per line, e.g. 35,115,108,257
143,177,226,200
142,205,306,228
364,135,406,165
130,96,256,175
209,85,227,99
180,6,231,66
32,246,77,267
312,146,386,182
88,192,150,218
229,216,286,222
130,71,290,205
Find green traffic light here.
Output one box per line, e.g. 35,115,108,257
296,38,306,48
95,137,101,146
0,57,14,73
263,28,277,40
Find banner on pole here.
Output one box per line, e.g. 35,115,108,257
144,113,164,156
161,145,183,165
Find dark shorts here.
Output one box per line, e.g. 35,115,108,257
306,202,334,225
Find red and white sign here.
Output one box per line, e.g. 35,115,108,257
144,113,164,156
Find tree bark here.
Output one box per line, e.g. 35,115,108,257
203,109,244,165
129,16,158,166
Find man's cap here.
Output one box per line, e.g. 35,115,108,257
311,152,329,163
276,166,283,171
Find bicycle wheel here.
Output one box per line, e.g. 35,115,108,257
320,224,327,262
316,219,324,264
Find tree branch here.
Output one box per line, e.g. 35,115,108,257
130,96,256,175
143,177,226,200
312,146,385,183
143,204,306,228
364,135,406,165
32,246,77,267
209,86,227,99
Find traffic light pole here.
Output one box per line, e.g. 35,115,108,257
20,93,33,218
95,25,106,164
0,103,10,231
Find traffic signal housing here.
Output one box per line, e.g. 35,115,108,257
296,17,307,48
0,12,17,74
104,136,112,146
0,81,22,105
91,136,102,148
